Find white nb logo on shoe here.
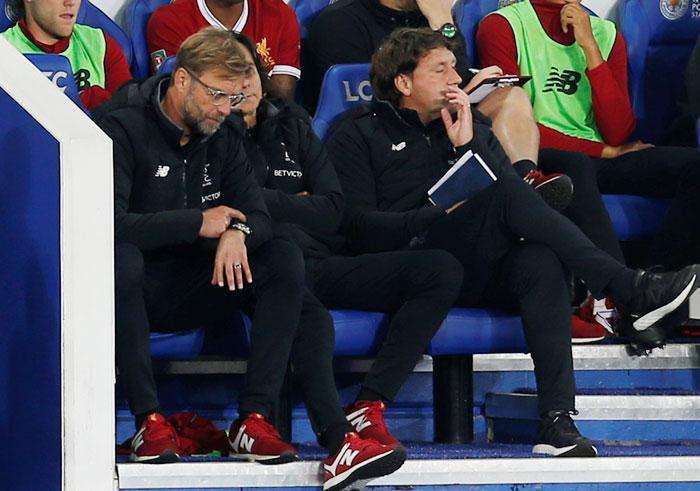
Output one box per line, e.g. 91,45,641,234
324,442,359,476
132,427,145,451
154,165,170,177
391,142,406,152
231,424,255,453
346,407,373,432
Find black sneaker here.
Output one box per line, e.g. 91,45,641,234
533,411,597,457
523,169,574,212
617,265,699,352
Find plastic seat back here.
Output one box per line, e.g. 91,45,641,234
122,0,170,79
618,0,700,143
311,63,371,141
25,53,87,112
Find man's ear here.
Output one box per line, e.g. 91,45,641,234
394,73,412,97
172,67,189,90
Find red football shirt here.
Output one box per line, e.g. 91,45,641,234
147,0,300,78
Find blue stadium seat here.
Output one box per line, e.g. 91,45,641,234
453,0,500,69
0,0,135,75
312,63,371,141
429,308,526,355
290,0,332,39
24,53,87,112
150,329,205,359
122,0,170,79
618,0,700,144
156,54,176,75
602,194,671,242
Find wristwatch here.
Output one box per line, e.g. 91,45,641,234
437,23,457,39
229,220,252,236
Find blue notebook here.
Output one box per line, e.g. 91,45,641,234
428,151,497,209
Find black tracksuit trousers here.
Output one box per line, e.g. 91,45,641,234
115,237,347,438
420,172,629,414
308,250,464,402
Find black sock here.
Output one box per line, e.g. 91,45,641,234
604,268,639,305
355,387,388,404
135,408,160,430
321,422,353,454
513,159,537,178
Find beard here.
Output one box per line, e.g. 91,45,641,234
182,92,225,136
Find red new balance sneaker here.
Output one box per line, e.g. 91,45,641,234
168,412,229,456
344,400,399,447
571,295,616,344
130,413,181,463
323,432,406,491
228,413,298,464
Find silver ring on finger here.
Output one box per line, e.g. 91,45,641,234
234,264,242,269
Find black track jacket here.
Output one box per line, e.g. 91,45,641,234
233,98,345,259
326,100,513,254
93,75,272,254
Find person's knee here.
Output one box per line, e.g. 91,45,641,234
256,238,306,289
512,245,566,290
115,243,144,292
411,250,464,297
486,86,535,122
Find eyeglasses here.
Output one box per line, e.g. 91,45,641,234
184,68,246,108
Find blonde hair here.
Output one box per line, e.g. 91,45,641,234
174,27,252,77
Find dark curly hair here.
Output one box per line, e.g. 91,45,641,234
231,31,271,96
370,27,456,107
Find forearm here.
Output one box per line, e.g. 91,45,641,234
115,208,203,250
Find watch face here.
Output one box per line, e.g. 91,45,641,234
441,23,457,39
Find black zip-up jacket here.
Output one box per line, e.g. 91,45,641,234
326,100,513,254
93,75,272,255
305,0,474,111
232,98,345,259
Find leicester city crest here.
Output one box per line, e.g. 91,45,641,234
660,0,689,20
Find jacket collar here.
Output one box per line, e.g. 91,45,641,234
371,98,446,135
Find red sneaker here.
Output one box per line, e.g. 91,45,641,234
523,169,573,212
571,295,616,344
344,400,399,447
130,413,181,463
228,413,298,464
168,412,229,456
323,432,406,491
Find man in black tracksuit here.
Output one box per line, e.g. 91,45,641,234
93,28,341,467
326,27,700,458
230,32,463,448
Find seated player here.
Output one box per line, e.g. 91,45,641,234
2,0,132,110
147,0,300,100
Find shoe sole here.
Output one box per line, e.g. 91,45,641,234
571,335,607,344
532,443,598,457
130,450,181,464
324,445,407,491
229,451,299,465
633,273,697,331
533,176,574,212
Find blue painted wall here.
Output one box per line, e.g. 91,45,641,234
0,87,62,490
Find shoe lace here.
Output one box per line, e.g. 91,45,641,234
362,401,388,426
143,415,179,443
246,415,283,440
523,169,542,184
